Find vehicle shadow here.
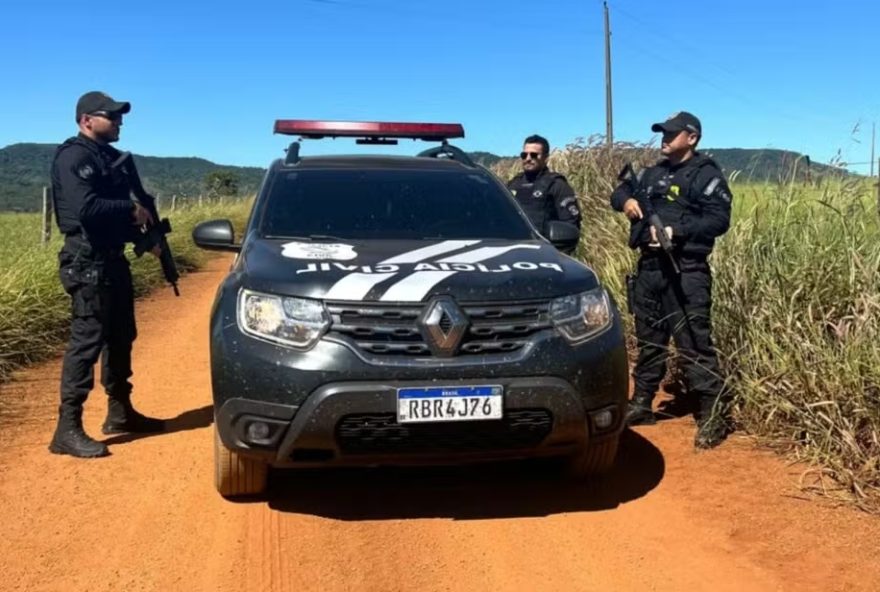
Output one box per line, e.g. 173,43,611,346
264,428,665,520
101,404,214,446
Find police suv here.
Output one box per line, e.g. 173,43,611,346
193,120,628,497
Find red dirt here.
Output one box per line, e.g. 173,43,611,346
1,256,878,592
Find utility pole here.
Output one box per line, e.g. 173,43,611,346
604,1,613,149
871,122,875,177
876,157,880,217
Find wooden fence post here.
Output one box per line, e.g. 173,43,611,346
41,186,52,246
876,158,880,217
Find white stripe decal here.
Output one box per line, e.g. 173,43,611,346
323,272,397,300
437,244,540,264
379,271,457,302
380,243,542,302
380,240,481,264
322,240,482,301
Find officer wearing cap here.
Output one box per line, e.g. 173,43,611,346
610,111,733,449
507,135,581,243
48,91,164,459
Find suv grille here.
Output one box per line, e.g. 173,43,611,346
335,409,553,454
326,300,552,356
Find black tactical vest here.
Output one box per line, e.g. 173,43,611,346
509,170,564,231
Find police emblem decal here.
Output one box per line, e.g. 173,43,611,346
281,242,358,261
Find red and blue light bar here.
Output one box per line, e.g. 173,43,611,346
273,120,465,142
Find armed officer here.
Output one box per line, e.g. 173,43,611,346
610,112,732,449
49,91,165,459
507,135,581,241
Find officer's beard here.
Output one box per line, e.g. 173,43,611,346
524,165,544,182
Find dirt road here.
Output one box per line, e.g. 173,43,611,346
1,257,878,592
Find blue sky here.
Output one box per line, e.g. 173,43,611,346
2,0,878,172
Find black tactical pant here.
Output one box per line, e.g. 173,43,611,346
58,236,137,417
630,253,725,411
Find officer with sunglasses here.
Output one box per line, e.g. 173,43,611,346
48,91,164,458
610,111,732,449
507,134,581,246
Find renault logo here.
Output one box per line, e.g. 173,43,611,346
418,297,468,357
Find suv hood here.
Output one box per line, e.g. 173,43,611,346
241,238,599,302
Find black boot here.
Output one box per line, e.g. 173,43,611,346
694,398,731,449
625,394,656,426
102,396,165,435
49,408,109,458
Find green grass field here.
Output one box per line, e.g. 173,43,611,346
0,198,252,383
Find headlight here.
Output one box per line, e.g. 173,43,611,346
550,288,612,343
237,289,330,349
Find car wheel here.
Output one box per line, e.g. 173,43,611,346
566,435,620,479
214,424,268,497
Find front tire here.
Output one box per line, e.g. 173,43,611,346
214,424,268,497
566,435,620,479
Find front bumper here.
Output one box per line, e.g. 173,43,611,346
216,376,624,468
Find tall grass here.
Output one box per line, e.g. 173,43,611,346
713,178,880,507
0,198,251,383
495,139,880,509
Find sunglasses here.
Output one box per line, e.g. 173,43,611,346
520,151,544,160
89,111,122,123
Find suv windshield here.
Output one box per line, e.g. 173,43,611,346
259,167,535,240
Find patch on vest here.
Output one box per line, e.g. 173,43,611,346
560,196,580,217
77,164,95,180
532,190,543,198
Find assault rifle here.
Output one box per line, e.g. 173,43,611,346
618,163,680,274
111,152,181,296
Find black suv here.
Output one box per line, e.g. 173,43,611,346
193,121,628,497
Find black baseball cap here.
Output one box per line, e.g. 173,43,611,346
651,111,701,136
75,91,131,122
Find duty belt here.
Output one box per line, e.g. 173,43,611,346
638,249,707,271
63,233,125,259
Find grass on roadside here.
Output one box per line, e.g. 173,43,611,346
0,198,252,384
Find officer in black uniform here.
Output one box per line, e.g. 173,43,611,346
610,112,732,449
48,91,164,459
507,134,581,239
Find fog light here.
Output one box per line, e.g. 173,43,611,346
246,421,271,442
593,410,613,430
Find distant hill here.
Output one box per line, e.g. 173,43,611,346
0,143,265,212
700,148,847,182
2,143,853,211
467,151,506,168
469,147,851,182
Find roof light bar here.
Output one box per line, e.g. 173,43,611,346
273,120,465,141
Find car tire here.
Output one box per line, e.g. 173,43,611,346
214,424,268,497
566,435,620,479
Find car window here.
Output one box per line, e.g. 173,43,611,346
259,168,534,240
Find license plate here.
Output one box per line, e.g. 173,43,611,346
397,385,503,424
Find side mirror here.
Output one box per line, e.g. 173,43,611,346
192,219,240,252
544,220,580,252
